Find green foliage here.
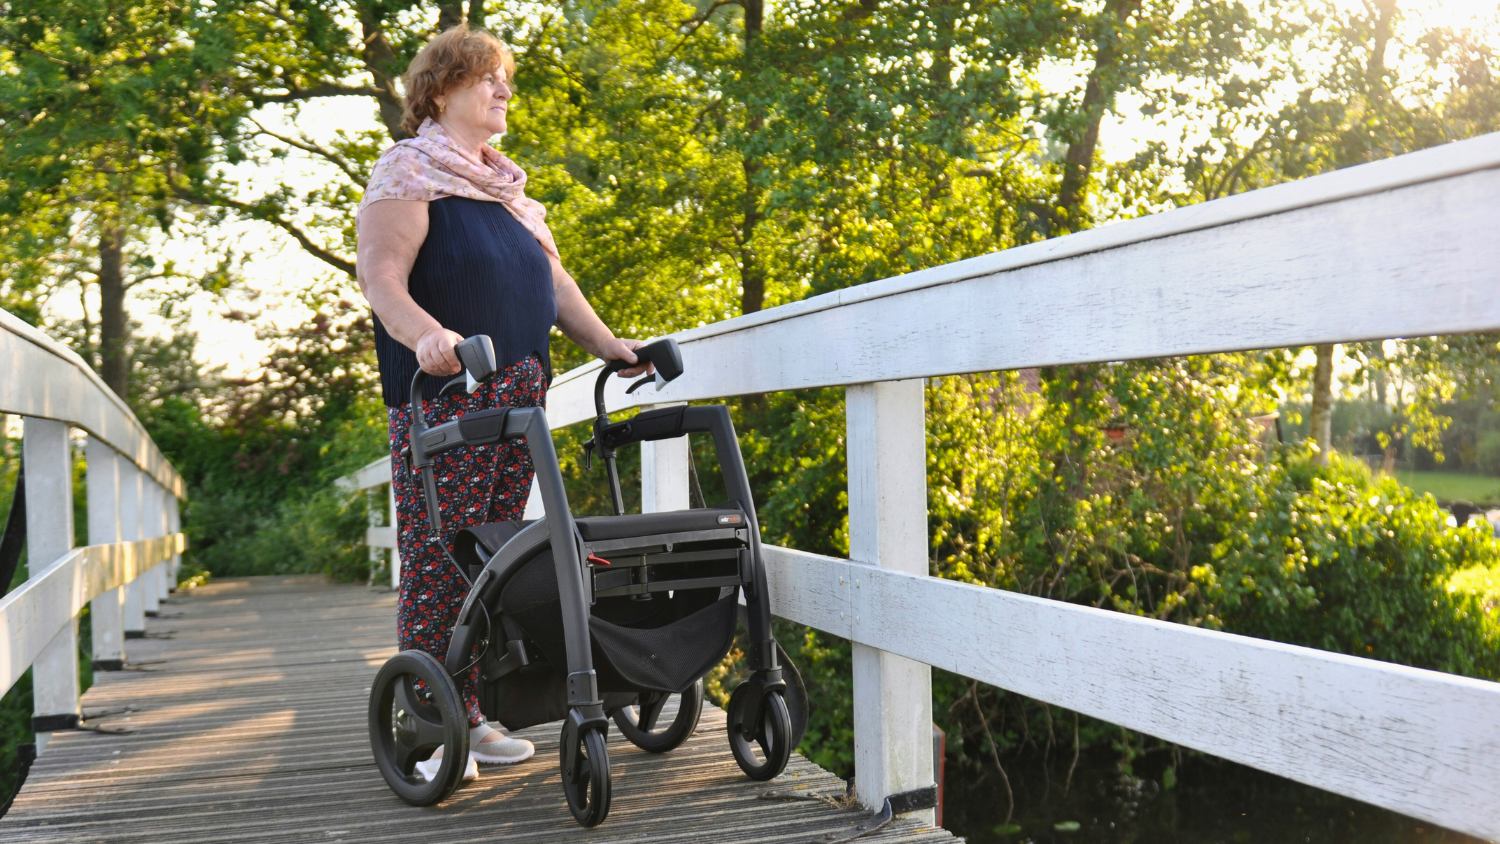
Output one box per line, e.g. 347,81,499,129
731,359,1500,778
131,300,388,583
4,0,1500,818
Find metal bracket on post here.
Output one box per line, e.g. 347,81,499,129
820,786,940,844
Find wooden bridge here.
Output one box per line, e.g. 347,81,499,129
4,131,1500,840
3,576,949,843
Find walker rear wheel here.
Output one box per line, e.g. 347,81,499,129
613,679,703,753
368,650,470,806
561,725,612,827
726,684,792,781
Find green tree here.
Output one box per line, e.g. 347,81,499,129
0,0,244,397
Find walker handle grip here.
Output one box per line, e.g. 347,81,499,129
455,335,498,393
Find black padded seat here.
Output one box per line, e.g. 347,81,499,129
574,508,746,542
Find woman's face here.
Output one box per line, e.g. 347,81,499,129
437,65,512,138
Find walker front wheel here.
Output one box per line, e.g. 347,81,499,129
561,725,612,827
613,680,704,753
726,684,792,781
369,650,470,806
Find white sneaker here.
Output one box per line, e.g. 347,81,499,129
415,747,479,783
471,720,535,765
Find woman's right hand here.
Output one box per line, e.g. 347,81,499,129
416,327,465,375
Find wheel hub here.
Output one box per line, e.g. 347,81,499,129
395,706,419,747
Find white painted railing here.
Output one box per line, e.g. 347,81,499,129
0,310,186,752
344,131,1500,837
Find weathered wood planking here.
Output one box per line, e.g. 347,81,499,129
0,576,954,844
763,546,1500,840
0,309,183,496
0,535,183,696
546,131,1500,427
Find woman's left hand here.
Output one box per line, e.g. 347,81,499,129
603,337,655,378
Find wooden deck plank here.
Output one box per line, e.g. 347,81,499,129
2,576,956,844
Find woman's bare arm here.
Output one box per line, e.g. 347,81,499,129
549,253,651,377
356,200,464,375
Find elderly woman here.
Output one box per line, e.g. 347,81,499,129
356,25,647,783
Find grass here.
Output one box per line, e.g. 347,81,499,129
1394,470,1500,507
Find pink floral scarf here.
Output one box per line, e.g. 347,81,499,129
359,118,559,258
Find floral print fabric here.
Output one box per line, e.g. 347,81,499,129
358,118,559,258
387,355,548,726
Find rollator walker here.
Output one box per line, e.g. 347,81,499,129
367,335,807,827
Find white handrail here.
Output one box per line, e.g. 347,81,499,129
1,310,183,496
339,131,1500,837
1,311,187,745
765,546,1500,834
545,130,1500,427
0,535,183,693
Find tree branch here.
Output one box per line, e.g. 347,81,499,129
248,119,367,186
258,83,385,104
173,187,356,277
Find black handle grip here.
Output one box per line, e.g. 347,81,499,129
455,335,498,385
595,338,685,418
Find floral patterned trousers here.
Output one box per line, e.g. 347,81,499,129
387,356,548,726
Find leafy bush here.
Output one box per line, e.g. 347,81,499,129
729,357,1500,782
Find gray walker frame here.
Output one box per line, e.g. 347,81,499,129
373,335,794,827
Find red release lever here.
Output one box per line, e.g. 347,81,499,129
587,553,612,566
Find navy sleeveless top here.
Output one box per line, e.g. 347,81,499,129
374,196,557,406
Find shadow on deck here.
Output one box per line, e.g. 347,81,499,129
2,576,956,844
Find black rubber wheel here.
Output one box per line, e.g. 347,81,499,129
776,644,810,749
613,680,704,753
368,650,470,806
726,684,793,781
560,726,612,827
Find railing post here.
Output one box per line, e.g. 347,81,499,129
141,479,162,617
22,417,80,751
388,480,402,590
149,479,169,602
86,436,127,671
166,492,180,589
641,404,690,513
119,453,146,637
845,379,935,822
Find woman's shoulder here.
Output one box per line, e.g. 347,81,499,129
364,144,442,205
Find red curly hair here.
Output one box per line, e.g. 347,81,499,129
401,24,515,136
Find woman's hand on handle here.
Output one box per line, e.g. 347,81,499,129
416,327,465,376
604,337,654,378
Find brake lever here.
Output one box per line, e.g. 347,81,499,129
625,370,667,395
582,438,596,471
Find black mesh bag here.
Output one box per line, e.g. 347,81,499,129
500,550,738,695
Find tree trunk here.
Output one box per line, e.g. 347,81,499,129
738,0,766,316
1309,344,1336,467
437,3,465,30
1053,0,1140,235
360,10,411,141
469,0,487,29
98,226,131,400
